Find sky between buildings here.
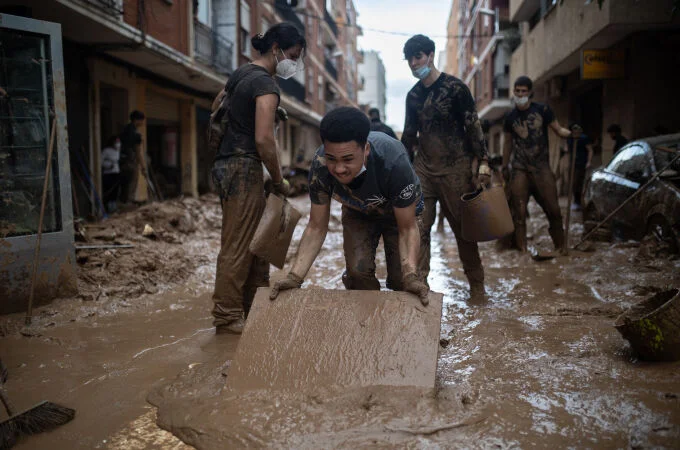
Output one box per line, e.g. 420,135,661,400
355,0,451,132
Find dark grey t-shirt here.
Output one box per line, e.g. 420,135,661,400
308,132,424,216
503,102,555,170
216,64,280,160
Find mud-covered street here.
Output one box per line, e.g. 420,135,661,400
1,194,679,449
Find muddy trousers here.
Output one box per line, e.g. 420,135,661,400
510,167,564,251
417,170,484,288
211,158,269,326
341,206,420,291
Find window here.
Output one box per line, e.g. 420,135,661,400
607,145,652,180
0,29,61,237
197,0,211,26
240,0,251,57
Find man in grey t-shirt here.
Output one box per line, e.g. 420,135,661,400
270,107,429,304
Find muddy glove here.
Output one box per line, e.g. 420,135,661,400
269,272,303,300
272,179,290,197
403,272,429,306
475,162,492,189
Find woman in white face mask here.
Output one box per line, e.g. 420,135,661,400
209,23,306,335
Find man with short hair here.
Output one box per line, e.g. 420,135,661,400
502,76,572,252
368,108,397,139
119,110,147,203
270,107,429,304
401,34,490,299
606,124,628,156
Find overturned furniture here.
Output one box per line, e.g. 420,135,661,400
227,288,444,390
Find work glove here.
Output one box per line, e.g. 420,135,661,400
269,272,303,300
272,179,290,197
474,162,492,189
403,272,429,306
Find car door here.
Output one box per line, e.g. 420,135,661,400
602,144,653,233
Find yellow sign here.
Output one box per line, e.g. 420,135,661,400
581,49,626,80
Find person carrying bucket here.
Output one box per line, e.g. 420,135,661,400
269,107,430,304
400,34,491,300
210,23,304,335
502,76,572,253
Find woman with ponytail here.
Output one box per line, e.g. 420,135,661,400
211,22,306,334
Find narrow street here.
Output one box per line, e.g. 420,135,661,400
0,194,678,448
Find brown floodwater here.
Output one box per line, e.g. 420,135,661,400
1,196,679,449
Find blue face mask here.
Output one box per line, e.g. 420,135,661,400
412,56,432,80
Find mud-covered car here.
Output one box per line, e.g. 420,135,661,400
583,134,680,251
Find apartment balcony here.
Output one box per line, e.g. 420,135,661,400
478,73,512,121
324,8,338,36
194,20,234,76
82,0,123,16
278,77,306,103
325,101,338,114
493,73,510,99
274,0,305,33
324,55,338,80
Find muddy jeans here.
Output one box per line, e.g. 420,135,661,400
510,167,564,251
211,157,269,326
341,206,422,291
417,168,484,287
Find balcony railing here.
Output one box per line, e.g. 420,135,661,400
278,77,306,103
324,56,337,80
83,0,123,16
493,73,510,99
324,8,338,36
194,20,234,76
275,0,305,33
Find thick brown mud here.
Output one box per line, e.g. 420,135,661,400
1,195,679,448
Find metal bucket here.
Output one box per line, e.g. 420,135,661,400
460,185,514,242
249,194,302,269
614,288,680,361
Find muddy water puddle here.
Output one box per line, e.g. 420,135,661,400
2,197,680,448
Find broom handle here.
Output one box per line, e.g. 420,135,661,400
0,385,15,417
25,118,57,326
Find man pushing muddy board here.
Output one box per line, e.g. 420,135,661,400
228,107,442,390
269,106,430,303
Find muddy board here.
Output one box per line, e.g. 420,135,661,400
226,288,443,391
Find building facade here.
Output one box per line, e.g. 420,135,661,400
0,0,360,308
452,0,519,157
358,50,387,118
510,0,680,167
0,0,360,212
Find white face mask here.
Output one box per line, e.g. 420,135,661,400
355,148,368,179
275,49,298,80
515,95,529,107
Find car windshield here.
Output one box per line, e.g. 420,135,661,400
653,140,680,173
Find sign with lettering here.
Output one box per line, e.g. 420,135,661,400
581,49,626,80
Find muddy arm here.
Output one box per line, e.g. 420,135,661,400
289,202,330,280
393,203,420,276
255,94,283,183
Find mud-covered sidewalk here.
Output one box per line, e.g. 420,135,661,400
1,194,679,449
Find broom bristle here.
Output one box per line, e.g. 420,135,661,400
13,401,75,436
0,418,19,450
